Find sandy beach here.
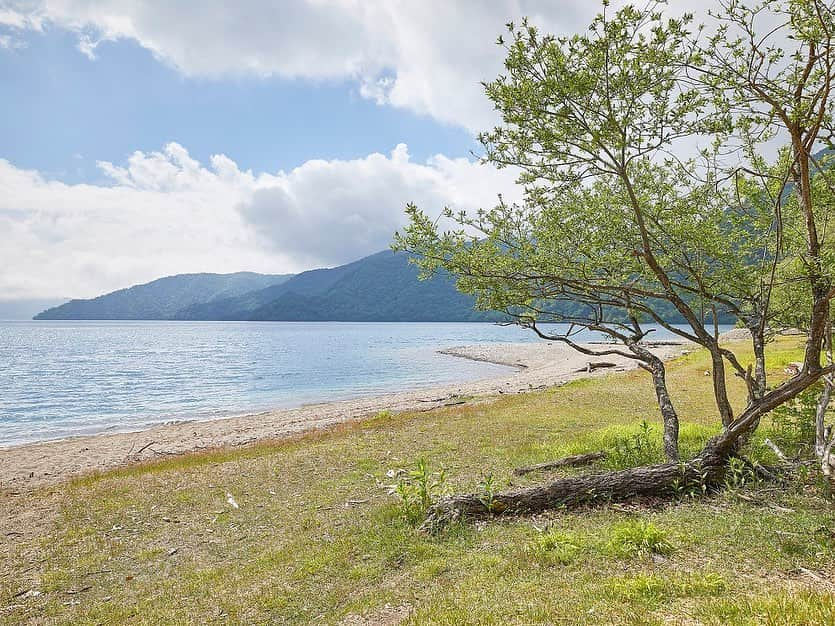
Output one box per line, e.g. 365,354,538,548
0,340,691,491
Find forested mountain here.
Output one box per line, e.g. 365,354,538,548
178,251,500,321
33,252,501,321
32,250,730,324
34,272,293,320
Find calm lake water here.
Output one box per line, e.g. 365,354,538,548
0,321,528,446
0,321,728,446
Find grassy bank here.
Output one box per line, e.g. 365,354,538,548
2,338,834,625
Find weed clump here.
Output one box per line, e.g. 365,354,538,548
605,421,663,469
607,520,675,558
525,529,581,565
386,458,447,524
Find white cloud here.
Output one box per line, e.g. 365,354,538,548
239,143,520,266
1,0,714,133
0,0,739,301
0,143,520,299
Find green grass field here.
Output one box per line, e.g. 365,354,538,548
2,338,834,625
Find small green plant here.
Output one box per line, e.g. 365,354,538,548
813,526,835,557
678,572,727,597
778,535,811,557
724,457,757,492
612,572,726,605
478,471,500,514
671,462,689,500
387,458,447,523
768,385,821,457
671,460,712,500
525,529,580,565
607,520,675,558
611,574,670,604
606,421,661,469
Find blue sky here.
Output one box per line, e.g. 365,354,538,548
1,27,476,184
0,0,704,300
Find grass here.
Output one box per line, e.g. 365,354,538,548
606,520,676,558
2,337,834,624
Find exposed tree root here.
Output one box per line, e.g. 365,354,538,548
512,451,607,476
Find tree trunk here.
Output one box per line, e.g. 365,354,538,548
793,138,830,377
422,453,727,532
736,325,768,448
709,349,734,427
650,361,680,462
815,377,833,459
626,340,680,462
815,320,834,481
750,325,767,399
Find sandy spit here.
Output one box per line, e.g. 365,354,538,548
0,340,690,491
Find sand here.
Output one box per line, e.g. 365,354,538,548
0,340,691,491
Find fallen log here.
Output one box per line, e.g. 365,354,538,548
576,361,618,373
513,451,607,476
421,452,728,533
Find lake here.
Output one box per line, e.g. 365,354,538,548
0,321,726,446
1,321,531,446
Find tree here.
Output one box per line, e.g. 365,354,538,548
698,0,835,471
394,0,835,528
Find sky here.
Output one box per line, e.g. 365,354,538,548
1,0,713,300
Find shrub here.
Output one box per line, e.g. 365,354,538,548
387,458,447,524
723,457,758,492
768,385,821,457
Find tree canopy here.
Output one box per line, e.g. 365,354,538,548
394,0,835,525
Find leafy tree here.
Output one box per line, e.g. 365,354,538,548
394,0,835,526
697,0,835,470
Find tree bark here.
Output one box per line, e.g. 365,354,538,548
815,320,833,478
750,326,767,399
709,349,734,427
626,340,680,461
650,361,680,462
422,454,727,532
734,324,768,449
815,379,832,459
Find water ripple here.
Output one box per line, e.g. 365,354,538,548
0,320,725,446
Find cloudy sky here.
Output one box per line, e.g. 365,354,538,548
1,0,705,300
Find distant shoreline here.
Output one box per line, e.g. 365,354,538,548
0,340,690,491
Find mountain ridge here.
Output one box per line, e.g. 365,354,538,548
34,252,501,322
34,272,294,320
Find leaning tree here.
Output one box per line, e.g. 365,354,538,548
394,0,835,528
